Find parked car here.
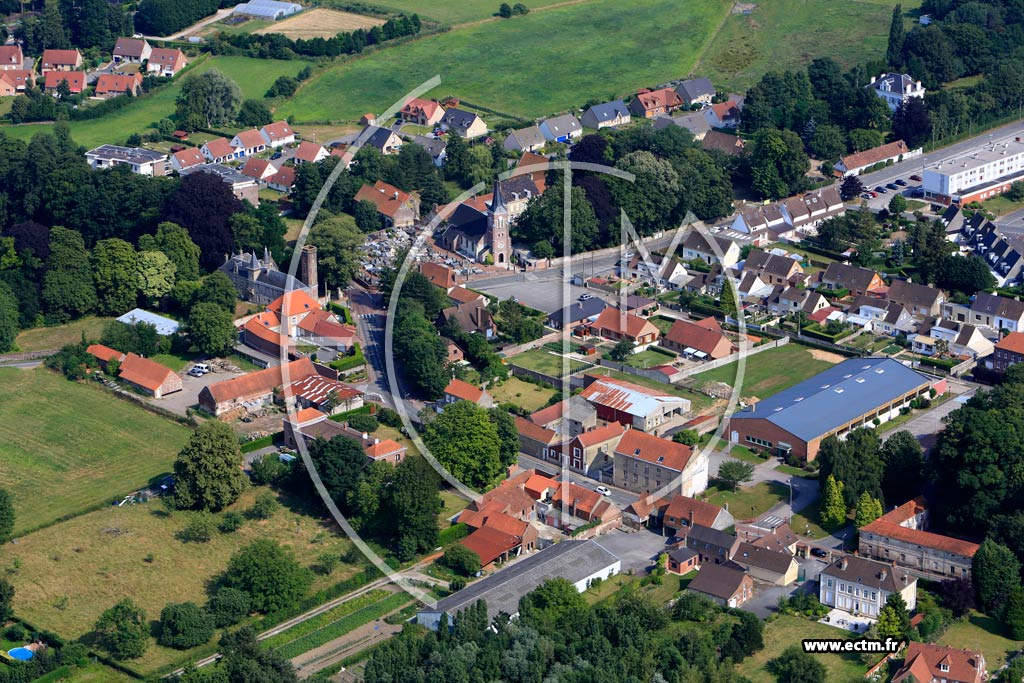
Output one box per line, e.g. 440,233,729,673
595,486,611,496
874,186,888,194
895,179,908,186
860,192,872,199
909,174,923,181
811,547,829,558
869,191,878,198
579,293,593,301
886,183,900,191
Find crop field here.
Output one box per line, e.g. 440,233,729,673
0,367,191,535
0,56,305,148
256,8,384,39
690,343,838,400
366,0,571,25
276,0,732,122
698,0,905,91
3,486,357,673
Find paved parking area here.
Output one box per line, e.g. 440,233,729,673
593,528,674,572
740,557,828,618
149,368,243,416
474,274,610,315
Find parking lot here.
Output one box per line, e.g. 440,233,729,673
148,365,244,416
741,556,829,618
857,174,926,211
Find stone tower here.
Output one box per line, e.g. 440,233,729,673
487,177,510,267
300,244,318,296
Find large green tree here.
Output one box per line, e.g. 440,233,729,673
176,70,242,129
0,578,13,624
222,539,312,613
748,129,810,200
820,474,847,529
173,421,249,511
817,429,884,508
188,302,236,356
514,181,599,254
972,539,1021,614
310,213,364,294
611,151,680,235
880,430,924,505
138,222,201,282
43,227,97,322
94,599,148,660
158,602,215,649
385,456,441,561
423,400,503,490
854,491,884,528
137,250,176,305
876,592,911,641
887,4,906,68
767,645,826,683
0,283,19,354
92,238,139,316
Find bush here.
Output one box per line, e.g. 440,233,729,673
250,453,287,485
158,601,214,649
440,543,481,576
346,413,379,433
5,623,27,641
249,491,280,520
377,407,402,429
449,577,466,592
180,512,215,543
219,511,244,533
437,523,470,545
206,587,251,628
316,551,341,576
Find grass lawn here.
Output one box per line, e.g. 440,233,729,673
487,376,557,411
774,463,812,478
737,614,866,683
650,315,677,335
619,347,677,369
150,352,198,372
698,0,901,91
690,343,837,400
705,481,787,522
438,488,468,524
789,498,830,540
0,56,306,149
14,317,114,353
368,0,571,24
729,445,763,464
278,0,732,122
510,349,593,377
0,367,192,535
938,612,1024,669
49,663,138,682
4,487,357,674
981,193,1024,217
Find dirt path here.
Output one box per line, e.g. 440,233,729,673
808,349,846,363
142,7,234,41
291,617,403,679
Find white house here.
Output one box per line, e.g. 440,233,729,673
231,129,268,157
819,555,917,618
260,120,296,148
538,114,583,143
867,73,925,111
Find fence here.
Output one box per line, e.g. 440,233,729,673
0,349,56,365
727,319,864,357
509,364,587,390
671,337,790,380
597,358,683,384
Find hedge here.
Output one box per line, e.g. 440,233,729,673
438,522,469,545
920,356,958,369
329,342,364,372
240,432,282,453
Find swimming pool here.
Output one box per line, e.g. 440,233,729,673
7,647,34,661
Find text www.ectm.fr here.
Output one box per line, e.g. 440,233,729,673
802,638,902,654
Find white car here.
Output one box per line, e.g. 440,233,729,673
579,293,593,301
595,486,611,496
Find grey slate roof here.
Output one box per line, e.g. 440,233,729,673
734,542,795,574
729,358,932,442
411,135,446,160
821,555,915,592
653,111,710,136
583,100,629,124
365,125,398,150
508,125,545,149
441,107,481,130
547,297,608,326
427,540,619,620
676,77,715,103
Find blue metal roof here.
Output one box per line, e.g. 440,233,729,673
729,358,931,442
116,308,180,336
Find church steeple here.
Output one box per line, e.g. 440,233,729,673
487,175,511,267
490,176,507,215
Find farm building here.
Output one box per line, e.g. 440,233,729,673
726,358,938,462
231,0,302,19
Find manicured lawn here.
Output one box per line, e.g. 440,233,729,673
789,498,830,540
698,0,900,91
981,194,1024,217
774,463,812,477
368,0,571,24
278,0,732,122
729,445,763,464
510,349,593,377
438,488,468,524
487,376,558,411
938,612,1024,669
705,481,787,522
0,367,192,535
618,347,677,370
150,352,197,372
14,317,114,353
737,614,866,683
650,315,677,335
0,56,306,149
690,343,838,400
4,486,357,674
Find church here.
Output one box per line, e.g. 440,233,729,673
219,244,318,305
437,172,541,266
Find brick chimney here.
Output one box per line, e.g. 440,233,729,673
299,244,318,296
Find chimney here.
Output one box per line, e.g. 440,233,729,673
840,557,849,570
299,244,318,296
870,75,877,84
393,191,399,199
880,568,887,581
916,80,922,90
374,437,380,444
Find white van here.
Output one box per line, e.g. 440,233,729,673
192,363,210,375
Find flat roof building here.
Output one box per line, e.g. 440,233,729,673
726,358,935,461
85,145,167,176
923,138,1024,206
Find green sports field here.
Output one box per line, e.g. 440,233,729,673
0,367,191,534
0,56,306,149
691,343,839,400
277,0,733,123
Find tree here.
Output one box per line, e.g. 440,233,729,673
237,99,272,128
748,128,810,199
423,400,503,490
137,251,176,305
519,578,586,630
161,173,243,270
934,253,996,294
1007,181,1024,202
385,456,441,560
840,175,865,201
43,227,97,322
181,512,215,542
94,599,148,660
197,271,238,312
1005,586,1024,639
498,2,512,17
393,300,448,398
188,302,236,356
608,338,634,361
441,543,481,576
39,0,68,49
229,213,264,254
250,453,288,486
717,460,755,491
880,430,924,504
611,151,679,235
159,602,214,649
176,70,242,129
673,429,699,446
92,238,139,316
892,97,932,149
854,491,884,528
887,4,906,68
0,578,13,623
249,491,280,520
266,76,299,99
817,429,884,508
490,407,519,469
138,222,201,282
206,587,251,628
222,539,312,613
353,199,382,232
876,591,911,641
173,421,249,511
310,213,364,293
972,539,1021,614
0,284,17,355
808,124,846,161
767,645,826,683
888,194,907,215
514,181,598,253
720,277,739,317
820,474,847,529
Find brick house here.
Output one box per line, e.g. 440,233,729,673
117,353,182,398
987,331,1024,373
589,306,660,349
687,564,753,607
612,429,708,496
893,642,985,683
682,523,739,564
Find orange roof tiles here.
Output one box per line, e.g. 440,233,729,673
447,286,483,304
592,306,660,340
172,147,205,169
513,415,560,445
148,47,186,72
841,140,911,171
419,262,456,289
523,474,555,499
241,157,274,180
634,87,683,112
268,166,296,188
40,49,80,68
894,642,985,683
268,290,320,317
575,422,625,447
444,378,484,403
203,358,318,404
460,526,520,566
204,138,235,159
665,495,725,528
365,438,404,459
117,353,176,392
290,407,327,424
293,141,327,163
995,331,1024,355
614,430,695,472
862,497,980,557
355,180,413,219
43,71,84,92
665,318,735,358
551,481,602,517
87,344,125,363
261,120,294,142
94,72,140,96
234,128,265,150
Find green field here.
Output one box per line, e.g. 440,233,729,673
278,0,732,122
938,612,1024,669
0,367,192,534
510,349,594,377
691,343,838,400
737,614,866,683
705,480,787,521
4,487,357,674
14,316,114,352
487,376,558,411
698,0,902,91
0,56,305,149
368,0,572,25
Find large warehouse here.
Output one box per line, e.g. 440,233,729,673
726,358,939,461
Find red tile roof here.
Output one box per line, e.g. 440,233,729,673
841,140,911,171
204,138,235,159
365,438,405,460
419,262,456,289
118,353,176,393
40,49,81,68
241,157,273,180
614,430,695,472
894,642,985,683
862,497,980,557
447,286,483,304
43,71,84,92
243,311,287,350
293,141,327,163
95,72,141,95
460,526,521,566
551,481,603,517
995,331,1024,355
172,147,205,169
261,120,294,143
444,378,484,403
355,180,413,219
290,407,327,424
0,45,23,68
513,415,560,445
523,474,555,499
87,344,125,363
268,166,296,188
202,358,318,404
400,97,443,119
709,99,740,122
148,47,186,72
268,290,320,317
592,306,660,341
665,495,725,528
664,318,734,358
575,422,625,447
233,128,265,150
634,87,683,112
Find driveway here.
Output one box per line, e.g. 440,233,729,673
741,556,828,618
884,389,973,451
150,366,243,416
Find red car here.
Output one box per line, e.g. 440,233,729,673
869,191,879,198
909,174,923,181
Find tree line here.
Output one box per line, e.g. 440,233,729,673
15,0,130,54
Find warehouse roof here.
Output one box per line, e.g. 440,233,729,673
729,358,931,442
